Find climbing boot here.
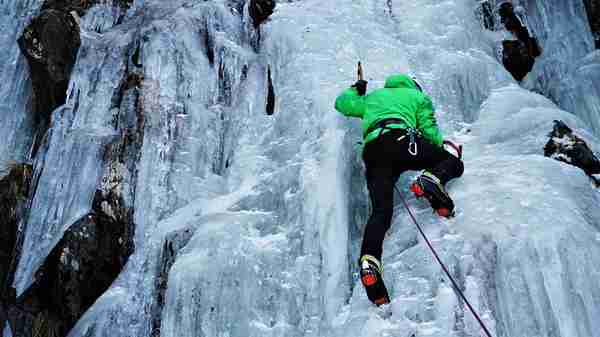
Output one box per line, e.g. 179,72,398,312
410,171,455,217
359,255,390,306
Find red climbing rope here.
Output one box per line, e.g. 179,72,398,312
395,185,494,337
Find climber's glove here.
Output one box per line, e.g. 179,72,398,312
352,80,368,96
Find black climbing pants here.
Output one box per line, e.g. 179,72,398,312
360,128,464,261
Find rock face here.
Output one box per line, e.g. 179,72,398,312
583,0,600,48
498,2,541,81
0,163,33,334
501,39,536,81
544,120,600,179
7,189,135,337
17,9,80,154
4,32,143,336
17,0,134,156
249,0,276,28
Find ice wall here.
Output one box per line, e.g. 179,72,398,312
519,0,600,135
558,50,600,135
476,0,600,136
63,1,267,336
2,0,600,337
147,0,600,336
0,0,43,163
13,8,134,293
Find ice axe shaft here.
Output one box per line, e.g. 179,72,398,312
357,61,364,81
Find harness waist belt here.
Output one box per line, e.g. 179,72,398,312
365,118,407,138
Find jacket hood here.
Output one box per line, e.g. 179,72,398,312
384,74,418,89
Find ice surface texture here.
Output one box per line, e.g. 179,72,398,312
519,0,600,135
1,0,600,337
0,0,43,163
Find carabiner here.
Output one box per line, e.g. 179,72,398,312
408,129,418,156
409,141,418,156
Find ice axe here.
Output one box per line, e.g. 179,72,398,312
353,61,367,96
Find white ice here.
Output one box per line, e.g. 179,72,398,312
0,0,43,163
2,0,599,337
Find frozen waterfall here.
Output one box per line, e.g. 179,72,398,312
1,0,600,337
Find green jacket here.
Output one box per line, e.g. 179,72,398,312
335,74,443,146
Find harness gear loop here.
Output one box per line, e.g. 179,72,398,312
365,118,406,139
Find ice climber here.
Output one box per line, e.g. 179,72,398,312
334,73,464,305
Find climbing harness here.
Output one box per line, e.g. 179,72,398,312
364,118,405,138
394,185,494,337
364,119,421,157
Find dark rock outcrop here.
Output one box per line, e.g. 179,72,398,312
4,44,146,337
266,66,275,115
3,44,149,337
18,9,81,155
249,0,276,28
18,0,135,157
6,91,140,336
583,0,600,48
202,22,215,66
478,1,541,81
544,120,600,181
7,189,135,337
501,39,539,82
0,163,33,334
498,2,541,81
